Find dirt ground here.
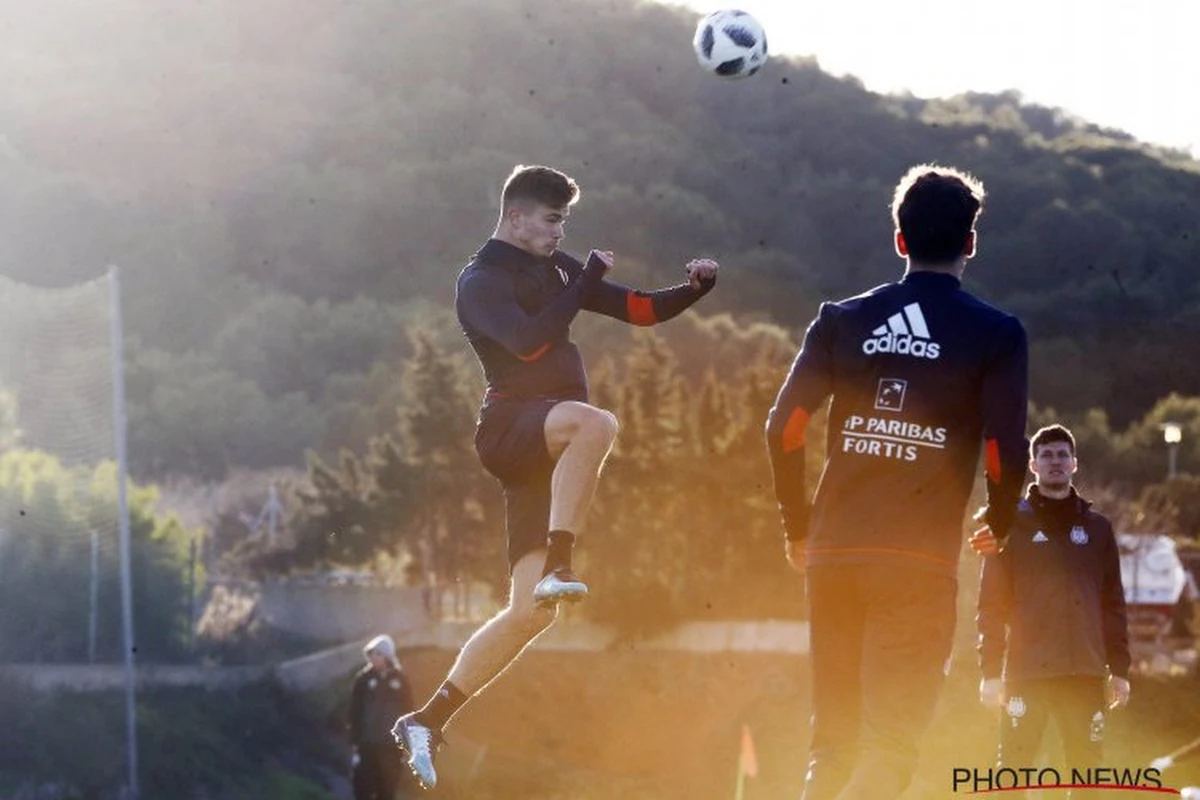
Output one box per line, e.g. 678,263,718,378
395,642,1200,800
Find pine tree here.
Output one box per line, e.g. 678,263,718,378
395,331,501,616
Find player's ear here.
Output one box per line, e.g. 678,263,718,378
502,201,525,229
894,230,907,257
963,230,976,258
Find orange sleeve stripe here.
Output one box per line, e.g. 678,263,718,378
985,438,1002,484
517,343,552,362
781,407,811,454
626,292,657,326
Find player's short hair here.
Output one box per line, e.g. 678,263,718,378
891,164,985,264
1030,424,1076,458
501,165,580,212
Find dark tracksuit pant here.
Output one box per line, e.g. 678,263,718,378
353,742,412,800
998,676,1106,799
803,563,958,800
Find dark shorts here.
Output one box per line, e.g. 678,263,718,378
474,399,560,569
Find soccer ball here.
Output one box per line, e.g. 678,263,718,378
692,9,768,79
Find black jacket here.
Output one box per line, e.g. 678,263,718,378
977,485,1131,681
349,663,415,747
765,271,1028,575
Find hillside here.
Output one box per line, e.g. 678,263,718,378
2,0,1199,480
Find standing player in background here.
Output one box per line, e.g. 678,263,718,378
765,164,1029,799
350,634,416,800
977,424,1130,792
392,164,719,789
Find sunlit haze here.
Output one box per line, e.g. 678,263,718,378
664,0,1200,156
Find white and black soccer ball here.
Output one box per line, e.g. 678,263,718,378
692,9,768,79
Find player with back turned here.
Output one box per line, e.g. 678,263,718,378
765,164,1030,799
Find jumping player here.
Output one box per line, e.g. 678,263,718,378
765,163,1029,799
391,164,718,789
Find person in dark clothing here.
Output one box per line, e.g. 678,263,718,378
350,634,415,800
392,164,719,789
765,163,1029,800
977,424,1131,786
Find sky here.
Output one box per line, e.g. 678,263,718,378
664,0,1200,156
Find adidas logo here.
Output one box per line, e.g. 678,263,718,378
862,302,941,359
1032,531,1049,543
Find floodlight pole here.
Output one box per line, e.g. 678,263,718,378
109,266,139,799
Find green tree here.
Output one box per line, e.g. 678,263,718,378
0,450,198,662
126,346,325,480
397,332,502,613
242,327,504,610
275,449,382,571
1131,475,1200,539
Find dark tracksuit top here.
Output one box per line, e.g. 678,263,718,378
977,486,1131,681
349,664,414,747
455,239,713,405
765,271,1029,576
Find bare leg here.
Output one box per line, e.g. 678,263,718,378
543,401,619,533
391,553,558,789
392,403,620,790
445,550,558,696
420,403,618,705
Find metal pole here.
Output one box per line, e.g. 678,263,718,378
1169,443,1179,480
266,484,279,546
187,536,197,653
89,530,99,664
109,266,139,799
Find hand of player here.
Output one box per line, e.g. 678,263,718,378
1106,675,1131,709
970,526,1000,556
686,258,718,291
979,677,1005,709
785,540,806,573
587,249,613,275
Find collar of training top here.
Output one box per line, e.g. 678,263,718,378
1025,483,1093,518
900,270,961,290
475,238,549,270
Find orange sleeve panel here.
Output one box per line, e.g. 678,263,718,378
626,292,658,326
781,407,811,454
985,438,1002,484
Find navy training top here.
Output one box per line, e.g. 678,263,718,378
456,239,714,405
765,271,1029,575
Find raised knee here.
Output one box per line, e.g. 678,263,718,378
589,409,619,445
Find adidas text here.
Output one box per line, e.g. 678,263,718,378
862,333,941,359
862,304,941,359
